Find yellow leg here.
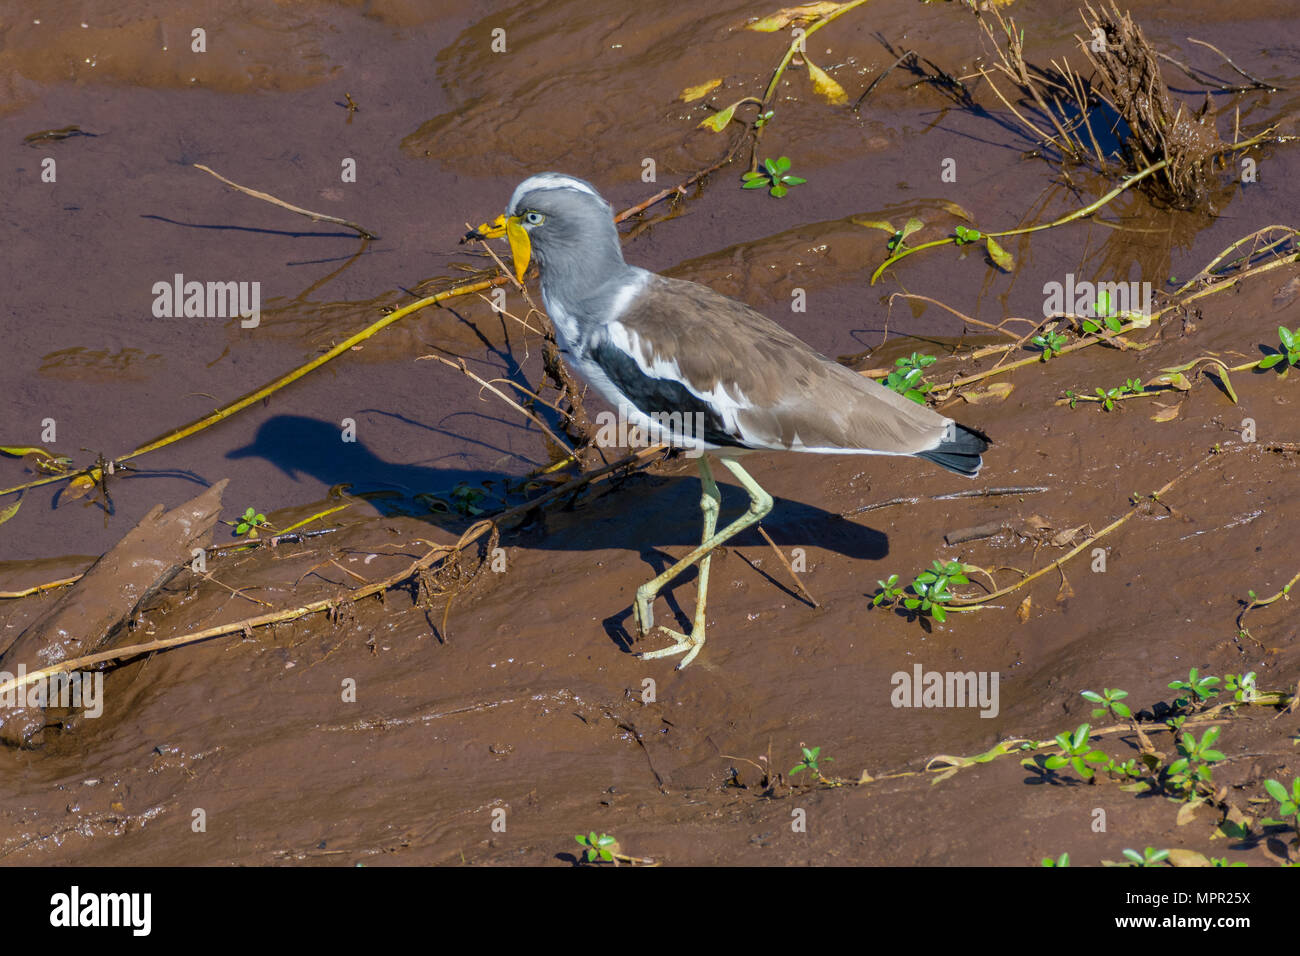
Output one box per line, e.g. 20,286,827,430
634,456,772,669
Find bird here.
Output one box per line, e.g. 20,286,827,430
467,172,990,669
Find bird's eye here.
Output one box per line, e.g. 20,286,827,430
524,211,545,226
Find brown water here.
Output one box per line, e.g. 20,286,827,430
1,0,1298,866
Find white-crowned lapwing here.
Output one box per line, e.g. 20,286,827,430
468,173,990,668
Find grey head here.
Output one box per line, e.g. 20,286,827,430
505,173,636,319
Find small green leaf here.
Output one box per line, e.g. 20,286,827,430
1265,779,1290,802
699,101,739,132
1212,367,1238,404
855,219,896,233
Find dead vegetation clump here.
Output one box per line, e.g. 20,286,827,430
976,0,1281,209
1077,2,1223,207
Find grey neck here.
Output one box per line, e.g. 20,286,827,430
535,218,632,321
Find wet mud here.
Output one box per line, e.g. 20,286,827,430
1,0,1299,866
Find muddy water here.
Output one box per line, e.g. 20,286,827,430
1,0,1298,865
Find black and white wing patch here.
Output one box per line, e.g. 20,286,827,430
587,331,749,449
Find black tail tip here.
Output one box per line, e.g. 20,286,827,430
916,422,992,478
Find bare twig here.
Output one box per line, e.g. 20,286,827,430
193,164,378,239
419,354,576,457
1186,37,1278,90
757,525,819,607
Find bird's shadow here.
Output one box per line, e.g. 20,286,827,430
225,414,890,635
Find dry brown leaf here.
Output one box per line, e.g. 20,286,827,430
961,382,1015,404
1048,525,1085,547
1016,594,1032,622
1167,847,1210,866
58,471,99,505
747,2,846,31
1151,403,1182,422
1176,801,1205,827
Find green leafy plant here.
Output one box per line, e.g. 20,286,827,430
1041,852,1070,867
871,560,968,623
872,573,905,607
1081,688,1132,721
857,216,923,255
1258,325,1300,376
1119,847,1170,867
575,832,618,863
1044,723,1110,781
1094,384,1126,410
872,560,969,622
1225,671,1258,703
1168,667,1220,712
907,560,967,622
234,506,268,537
883,352,937,404
1065,378,1145,410
1031,328,1068,361
1262,777,1300,832
741,156,807,198
1165,726,1225,798
790,745,833,780
887,218,923,253
753,109,775,129
450,482,489,516
1106,756,1150,789
1098,378,1143,410
1081,290,1128,334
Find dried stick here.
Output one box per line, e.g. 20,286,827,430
419,354,576,456
194,164,379,239
757,526,819,607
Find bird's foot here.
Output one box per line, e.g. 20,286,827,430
634,583,706,668
637,627,705,670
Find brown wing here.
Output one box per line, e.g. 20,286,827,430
611,274,952,454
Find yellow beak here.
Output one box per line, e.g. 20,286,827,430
466,213,531,282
